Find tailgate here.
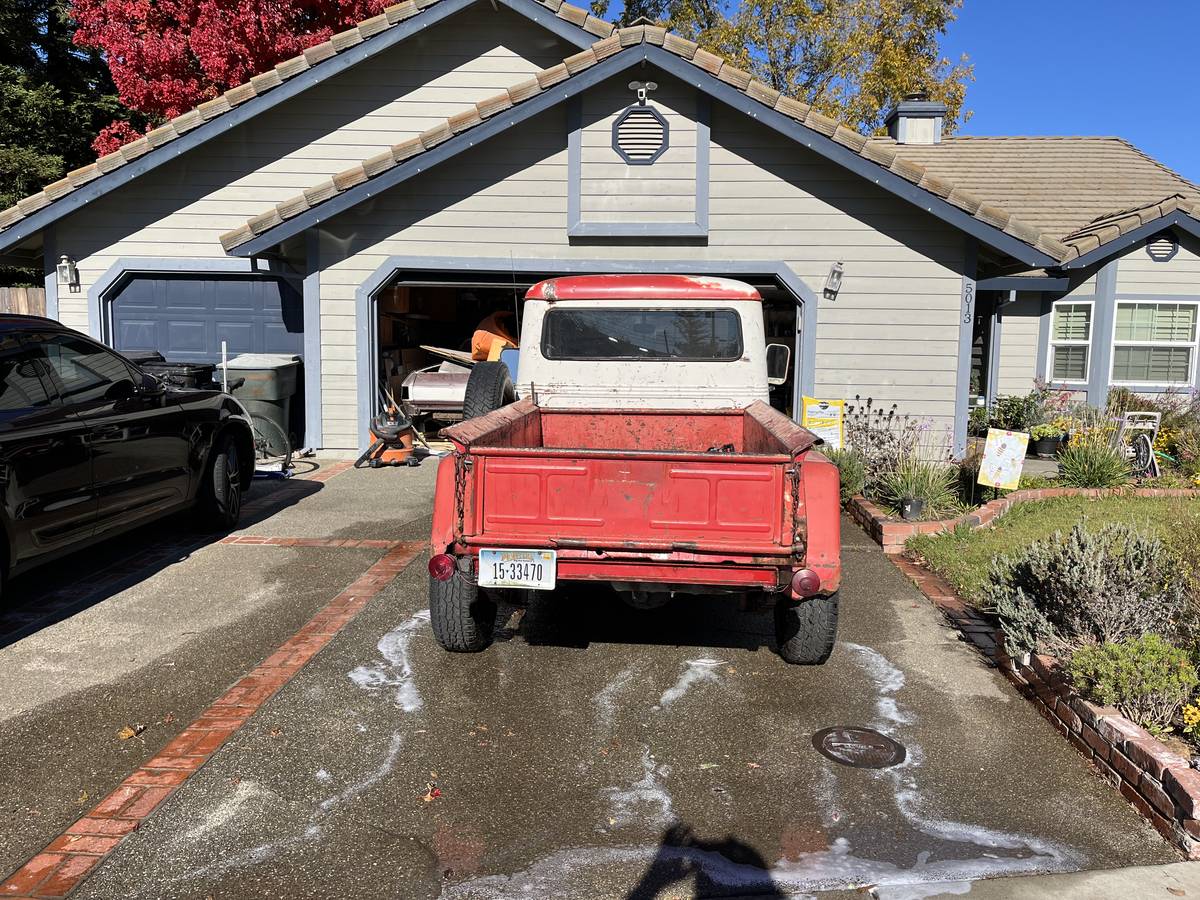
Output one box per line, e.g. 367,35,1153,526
465,450,791,555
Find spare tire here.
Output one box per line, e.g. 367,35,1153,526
463,361,516,419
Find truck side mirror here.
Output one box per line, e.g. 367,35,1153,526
766,343,791,386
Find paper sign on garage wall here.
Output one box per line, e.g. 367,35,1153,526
802,397,844,450
978,428,1028,490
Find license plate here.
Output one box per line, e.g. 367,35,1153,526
478,549,557,590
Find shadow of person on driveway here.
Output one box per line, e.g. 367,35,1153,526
626,823,787,899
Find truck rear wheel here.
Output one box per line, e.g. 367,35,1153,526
775,592,838,665
462,361,516,420
430,572,496,652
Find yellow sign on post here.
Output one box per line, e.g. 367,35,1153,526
801,397,844,450
978,428,1029,490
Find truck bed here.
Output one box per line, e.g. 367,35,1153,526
438,400,830,571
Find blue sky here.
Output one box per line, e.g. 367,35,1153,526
943,2,1199,181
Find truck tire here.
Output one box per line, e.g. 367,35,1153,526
462,361,516,420
430,573,496,652
775,592,838,665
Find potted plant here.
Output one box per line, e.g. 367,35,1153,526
1030,423,1066,458
899,496,925,520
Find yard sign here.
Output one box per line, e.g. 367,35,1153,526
978,428,1028,490
802,397,844,450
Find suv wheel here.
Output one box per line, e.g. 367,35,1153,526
197,433,243,530
775,592,838,665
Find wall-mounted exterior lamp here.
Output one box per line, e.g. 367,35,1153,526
57,254,80,293
823,260,843,301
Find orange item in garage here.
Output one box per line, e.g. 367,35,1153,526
470,311,518,360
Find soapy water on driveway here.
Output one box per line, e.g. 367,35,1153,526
2,466,1175,899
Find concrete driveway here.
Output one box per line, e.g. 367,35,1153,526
0,460,1177,898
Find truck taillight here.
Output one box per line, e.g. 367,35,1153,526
791,568,821,597
429,554,456,581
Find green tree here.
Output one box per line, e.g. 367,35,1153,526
0,0,124,283
592,0,973,134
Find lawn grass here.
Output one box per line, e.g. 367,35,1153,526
908,496,1200,605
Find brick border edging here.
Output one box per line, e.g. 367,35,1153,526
0,540,425,899
848,487,1200,554
891,555,1200,859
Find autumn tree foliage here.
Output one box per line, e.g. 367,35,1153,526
592,0,973,134
72,0,391,154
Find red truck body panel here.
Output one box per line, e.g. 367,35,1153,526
432,400,841,595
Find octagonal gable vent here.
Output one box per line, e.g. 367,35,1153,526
1146,235,1179,262
613,105,669,165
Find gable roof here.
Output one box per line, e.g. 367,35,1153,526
0,0,605,253
218,25,1067,268
884,136,1200,264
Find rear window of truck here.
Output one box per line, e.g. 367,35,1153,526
541,307,743,361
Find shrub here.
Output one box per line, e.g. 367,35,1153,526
982,522,1186,658
874,458,961,519
968,405,989,437
843,396,922,486
1178,427,1200,480
826,447,866,504
991,393,1041,432
1068,635,1198,734
1057,442,1128,488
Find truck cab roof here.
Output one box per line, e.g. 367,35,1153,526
525,275,762,302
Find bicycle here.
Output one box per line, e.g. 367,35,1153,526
250,413,293,473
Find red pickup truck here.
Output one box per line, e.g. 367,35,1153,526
427,275,841,664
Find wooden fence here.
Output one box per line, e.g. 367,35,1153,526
0,287,46,316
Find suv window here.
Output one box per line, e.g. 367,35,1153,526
34,333,140,404
541,307,743,361
0,336,54,421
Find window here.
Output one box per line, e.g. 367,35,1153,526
0,336,53,422
1049,301,1092,383
1111,301,1198,386
34,333,140,404
541,307,743,361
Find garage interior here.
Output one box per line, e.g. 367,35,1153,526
373,269,803,440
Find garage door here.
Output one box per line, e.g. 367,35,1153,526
110,273,303,363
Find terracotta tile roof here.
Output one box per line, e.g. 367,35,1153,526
883,136,1200,261
218,25,1073,260
0,0,615,235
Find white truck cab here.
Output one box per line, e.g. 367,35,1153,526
512,275,790,410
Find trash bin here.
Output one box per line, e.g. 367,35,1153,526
142,361,217,389
221,354,302,444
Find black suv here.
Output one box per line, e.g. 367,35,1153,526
0,316,254,590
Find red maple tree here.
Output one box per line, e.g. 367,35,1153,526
72,0,390,154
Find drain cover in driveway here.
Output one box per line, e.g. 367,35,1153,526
812,727,906,769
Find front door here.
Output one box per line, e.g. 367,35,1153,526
0,334,95,565
31,332,193,534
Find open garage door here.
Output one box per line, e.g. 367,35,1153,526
110,273,303,364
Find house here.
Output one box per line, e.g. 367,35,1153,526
0,0,1196,454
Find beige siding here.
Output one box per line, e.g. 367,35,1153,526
579,79,697,223
1116,235,1200,295
319,84,965,449
995,293,1041,395
54,3,574,333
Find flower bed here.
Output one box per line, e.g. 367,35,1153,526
847,486,1200,554
892,555,1200,857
